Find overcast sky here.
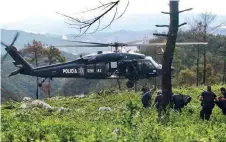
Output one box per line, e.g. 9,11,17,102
0,0,226,34
1,0,225,24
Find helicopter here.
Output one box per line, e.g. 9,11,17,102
1,32,208,88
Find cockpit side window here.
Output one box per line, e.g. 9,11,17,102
143,60,155,68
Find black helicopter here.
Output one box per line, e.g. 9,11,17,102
1,32,208,88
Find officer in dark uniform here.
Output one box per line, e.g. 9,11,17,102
154,90,163,108
215,87,226,115
154,90,165,117
141,86,155,108
199,86,218,120
171,94,192,112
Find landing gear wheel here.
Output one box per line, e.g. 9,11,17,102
38,78,48,87
126,80,134,88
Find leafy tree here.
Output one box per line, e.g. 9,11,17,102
178,69,195,86
43,46,66,98
188,12,225,84
21,40,47,99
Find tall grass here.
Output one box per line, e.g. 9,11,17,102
1,85,226,142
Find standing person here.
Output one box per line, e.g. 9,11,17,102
199,86,218,120
141,86,155,108
154,90,163,110
216,87,226,115
154,90,165,117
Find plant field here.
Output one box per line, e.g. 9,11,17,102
1,85,226,142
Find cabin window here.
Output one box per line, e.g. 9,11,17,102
143,60,155,68
110,62,117,68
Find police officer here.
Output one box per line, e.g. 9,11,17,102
171,94,192,112
199,86,218,120
154,90,166,117
216,87,226,115
141,86,155,108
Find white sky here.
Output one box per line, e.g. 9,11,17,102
0,0,226,25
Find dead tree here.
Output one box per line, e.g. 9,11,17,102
154,0,191,106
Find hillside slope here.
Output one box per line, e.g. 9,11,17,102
0,51,77,103
1,86,226,141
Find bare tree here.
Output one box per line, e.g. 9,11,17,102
153,1,193,108
188,12,226,85
57,0,129,37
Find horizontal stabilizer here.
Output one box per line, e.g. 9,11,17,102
8,69,21,77
13,61,20,66
13,62,23,68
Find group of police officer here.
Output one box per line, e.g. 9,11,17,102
140,86,226,120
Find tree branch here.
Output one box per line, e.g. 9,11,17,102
57,0,129,37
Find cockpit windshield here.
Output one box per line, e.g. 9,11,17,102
145,56,162,69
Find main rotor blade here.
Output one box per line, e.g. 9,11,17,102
1,42,9,48
125,43,166,47
55,44,109,47
11,32,20,46
126,42,208,47
1,53,9,64
63,40,110,46
124,39,145,44
124,36,153,44
175,42,208,45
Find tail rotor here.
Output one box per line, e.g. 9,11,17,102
1,32,20,64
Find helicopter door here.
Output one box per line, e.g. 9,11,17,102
126,60,140,77
118,61,126,75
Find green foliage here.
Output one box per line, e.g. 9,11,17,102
179,68,196,85
1,86,226,141
139,30,226,86
44,45,67,64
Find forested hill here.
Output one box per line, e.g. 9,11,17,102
1,29,154,55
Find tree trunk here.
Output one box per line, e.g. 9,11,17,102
223,60,226,84
134,80,138,93
117,78,122,91
202,23,207,85
35,50,39,99
154,46,157,89
48,78,51,98
203,46,206,85
48,61,51,98
196,46,200,86
162,0,179,106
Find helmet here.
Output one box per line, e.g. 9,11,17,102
141,86,149,93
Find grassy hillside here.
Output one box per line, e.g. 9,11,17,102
1,85,226,142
